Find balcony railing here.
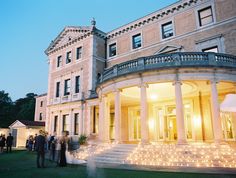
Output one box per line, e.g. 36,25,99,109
98,52,236,84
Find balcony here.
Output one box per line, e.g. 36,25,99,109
98,52,236,84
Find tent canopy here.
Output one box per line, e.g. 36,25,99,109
220,94,236,112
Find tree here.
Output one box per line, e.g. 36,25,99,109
0,90,14,127
14,93,37,121
0,91,37,127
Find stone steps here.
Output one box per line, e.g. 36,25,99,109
91,144,136,164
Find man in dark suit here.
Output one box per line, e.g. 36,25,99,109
35,130,46,168
6,133,14,153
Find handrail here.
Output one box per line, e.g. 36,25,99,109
98,52,236,84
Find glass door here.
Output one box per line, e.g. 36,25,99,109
166,106,177,141
110,113,115,140
221,112,234,140
128,107,141,141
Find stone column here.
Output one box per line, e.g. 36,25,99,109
50,112,54,135
114,89,121,142
210,80,223,143
79,105,84,136
59,111,62,136
140,84,149,143
70,109,74,136
173,81,187,144
99,95,107,141
104,97,110,142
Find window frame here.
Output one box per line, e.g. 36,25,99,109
55,81,60,98
64,79,71,96
198,6,214,27
75,76,80,93
74,113,79,135
57,55,62,68
161,21,174,39
76,46,82,60
66,51,72,64
39,113,42,121
54,116,58,133
202,46,218,53
132,33,142,49
109,43,117,57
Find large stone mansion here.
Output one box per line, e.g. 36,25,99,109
38,0,236,145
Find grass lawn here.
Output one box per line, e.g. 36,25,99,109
0,151,235,178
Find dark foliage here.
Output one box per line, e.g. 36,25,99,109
0,91,37,128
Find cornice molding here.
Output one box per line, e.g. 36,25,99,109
45,0,201,56
45,26,106,56
106,0,199,39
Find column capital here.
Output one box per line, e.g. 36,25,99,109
113,88,122,93
138,83,149,88
209,79,219,84
172,80,182,86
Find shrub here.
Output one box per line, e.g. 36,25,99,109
78,134,87,145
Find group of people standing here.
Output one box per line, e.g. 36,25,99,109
35,130,69,168
26,134,38,151
0,133,14,153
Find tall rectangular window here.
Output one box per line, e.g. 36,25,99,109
202,46,218,53
74,113,79,135
64,79,71,96
66,51,72,64
54,116,58,133
109,43,116,57
40,101,43,107
75,76,80,93
57,55,62,67
132,34,142,49
162,21,174,39
76,47,82,60
39,113,42,121
198,6,213,26
62,114,69,132
56,82,60,97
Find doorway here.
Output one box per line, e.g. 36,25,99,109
128,107,141,141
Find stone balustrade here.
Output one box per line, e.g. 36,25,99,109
98,52,236,84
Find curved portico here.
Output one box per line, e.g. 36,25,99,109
96,52,236,144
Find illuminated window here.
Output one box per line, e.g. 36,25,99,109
74,113,79,135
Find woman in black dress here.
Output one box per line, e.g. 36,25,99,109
59,131,69,167
59,138,67,167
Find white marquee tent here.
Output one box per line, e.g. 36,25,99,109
220,94,236,112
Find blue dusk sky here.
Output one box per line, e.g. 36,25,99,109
0,0,178,101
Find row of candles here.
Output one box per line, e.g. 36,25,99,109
126,143,236,168
73,142,236,168
74,143,116,160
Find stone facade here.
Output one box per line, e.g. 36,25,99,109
44,0,236,144
34,93,47,122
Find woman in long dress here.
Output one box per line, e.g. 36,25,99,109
59,131,69,167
